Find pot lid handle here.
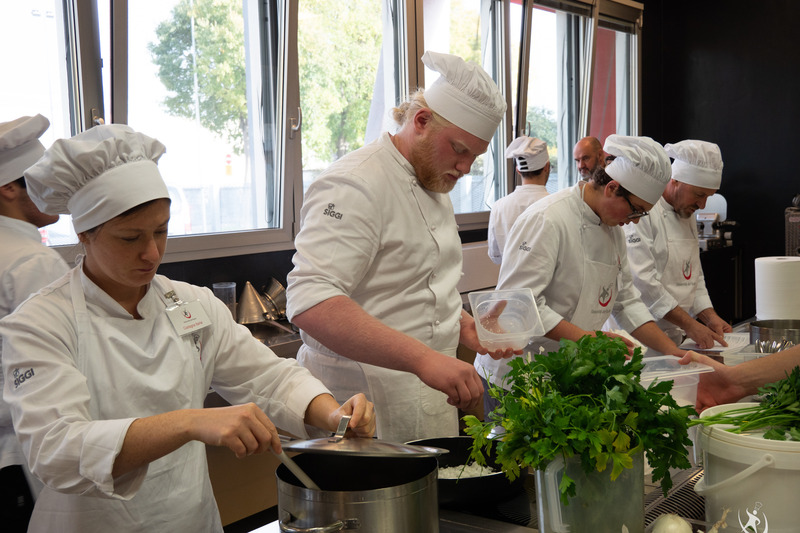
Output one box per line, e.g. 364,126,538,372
329,415,351,443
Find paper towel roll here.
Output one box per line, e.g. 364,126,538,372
755,256,800,319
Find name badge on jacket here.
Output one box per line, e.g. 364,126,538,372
166,300,211,336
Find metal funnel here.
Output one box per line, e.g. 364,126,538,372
236,281,271,325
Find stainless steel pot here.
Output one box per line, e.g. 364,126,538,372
276,453,439,532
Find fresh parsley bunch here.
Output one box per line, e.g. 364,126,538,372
689,366,800,441
464,332,696,505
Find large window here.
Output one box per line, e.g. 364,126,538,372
509,0,642,191
297,0,395,192
422,0,509,219
1,0,641,261
0,1,76,246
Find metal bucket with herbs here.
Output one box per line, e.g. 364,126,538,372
465,333,697,532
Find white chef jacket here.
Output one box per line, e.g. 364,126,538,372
487,184,549,264
0,266,330,533
0,215,68,486
287,132,462,443
475,184,653,388
623,196,713,328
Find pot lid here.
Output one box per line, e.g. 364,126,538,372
281,416,448,458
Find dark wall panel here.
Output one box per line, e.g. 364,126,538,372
641,0,800,320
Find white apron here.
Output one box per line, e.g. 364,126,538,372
28,273,222,533
535,222,622,355
656,232,702,345
296,343,458,443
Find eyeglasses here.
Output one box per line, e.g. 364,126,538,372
623,196,649,219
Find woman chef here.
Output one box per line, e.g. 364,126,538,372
0,124,375,533
475,136,689,411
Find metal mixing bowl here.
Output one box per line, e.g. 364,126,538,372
749,319,800,353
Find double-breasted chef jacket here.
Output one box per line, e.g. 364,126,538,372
287,132,462,443
0,266,329,532
487,184,549,264
0,214,68,490
623,196,713,342
475,183,654,388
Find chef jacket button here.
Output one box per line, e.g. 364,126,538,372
460,271,464,277
431,225,436,231
432,272,437,279
434,320,440,326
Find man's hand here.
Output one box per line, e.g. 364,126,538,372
460,308,522,359
416,353,484,411
684,321,727,350
678,352,747,412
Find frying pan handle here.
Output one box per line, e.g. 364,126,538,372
279,518,360,532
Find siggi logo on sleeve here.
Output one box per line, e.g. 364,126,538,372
323,203,343,220
13,367,35,389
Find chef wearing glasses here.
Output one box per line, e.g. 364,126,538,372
475,135,689,408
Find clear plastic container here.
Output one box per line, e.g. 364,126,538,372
639,355,715,407
467,288,544,351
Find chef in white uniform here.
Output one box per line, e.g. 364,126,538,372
287,51,509,443
488,136,550,264
0,114,68,531
624,140,731,348
0,124,375,533
476,136,690,402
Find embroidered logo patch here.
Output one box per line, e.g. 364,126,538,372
598,284,613,307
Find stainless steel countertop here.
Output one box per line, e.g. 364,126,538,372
242,509,538,533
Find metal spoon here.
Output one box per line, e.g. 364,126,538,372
275,450,321,491
273,415,352,491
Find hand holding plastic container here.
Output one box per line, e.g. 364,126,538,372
640,356,715,407
468,288,544,352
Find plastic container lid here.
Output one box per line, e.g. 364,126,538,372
640,355,715,381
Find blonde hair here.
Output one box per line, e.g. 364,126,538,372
392,89,453,129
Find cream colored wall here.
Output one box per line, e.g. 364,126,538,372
207,445,282,526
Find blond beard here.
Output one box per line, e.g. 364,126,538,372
410,134,459,193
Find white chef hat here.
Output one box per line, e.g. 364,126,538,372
421,51,506,142
603,135,671,205
24,124,169,233
505,136,548,172
0,114,50,187
664,139,723,189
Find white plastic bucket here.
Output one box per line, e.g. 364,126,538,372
695,402,800,532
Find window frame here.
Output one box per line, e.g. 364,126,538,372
59,0,641,264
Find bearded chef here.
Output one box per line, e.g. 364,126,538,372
287,51,511,443
0,124,374,533
623,140,731,349
475,135,690,411
0,114,69,531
